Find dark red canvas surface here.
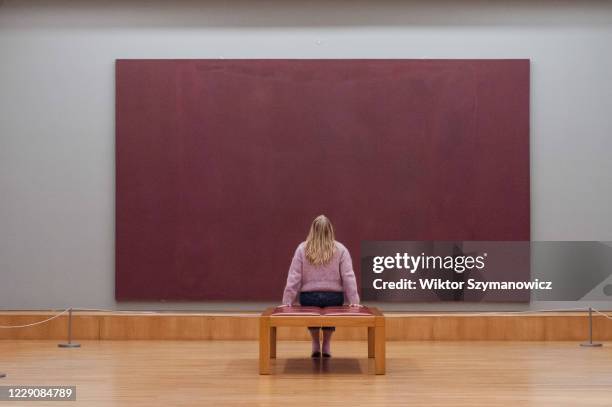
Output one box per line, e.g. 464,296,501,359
115,59,530,301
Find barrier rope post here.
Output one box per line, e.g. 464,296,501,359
58,308,80,348
580,307,602,347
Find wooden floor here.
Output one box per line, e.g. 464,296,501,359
0,340,611,406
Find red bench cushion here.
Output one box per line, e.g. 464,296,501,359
321,306,374,316
271,306,322,316
271,306,374,316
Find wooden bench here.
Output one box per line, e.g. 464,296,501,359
259,306,385,375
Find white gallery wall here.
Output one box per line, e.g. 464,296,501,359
1,0,611,311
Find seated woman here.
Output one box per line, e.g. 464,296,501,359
281,215,360,358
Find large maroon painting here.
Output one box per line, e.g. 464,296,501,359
115,59,530,301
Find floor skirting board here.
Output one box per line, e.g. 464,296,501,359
1,311,611,341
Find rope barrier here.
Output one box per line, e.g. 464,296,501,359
0,308,70,329
431,307,588,316
0,305,608,350
592,308,612,321
0,307,171,329
72,308,159,314
0,306,610,328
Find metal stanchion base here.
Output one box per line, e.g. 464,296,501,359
58,343,81,348
580,342,603,347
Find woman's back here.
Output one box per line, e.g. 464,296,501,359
282,240,359,306
280,215,360,358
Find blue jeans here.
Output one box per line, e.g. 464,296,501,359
300,291,344,331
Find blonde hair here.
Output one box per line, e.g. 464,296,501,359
304,215,336,266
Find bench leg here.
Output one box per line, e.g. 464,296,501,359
368,327,375,358
270,327,277,359
259,317,271,375
374,322,386,375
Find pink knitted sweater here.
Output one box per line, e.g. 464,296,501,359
281,241,360,306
